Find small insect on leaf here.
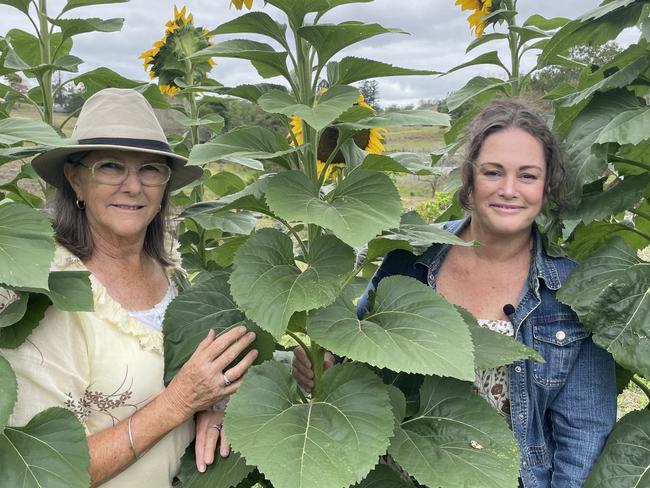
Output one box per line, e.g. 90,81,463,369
469,440,484,449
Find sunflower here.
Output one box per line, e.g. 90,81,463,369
230,0,254,10
289,94,385,182
455,0,494,37
139,5,215,97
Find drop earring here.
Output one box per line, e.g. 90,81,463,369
75,198,86,210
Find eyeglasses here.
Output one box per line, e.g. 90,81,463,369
79,160,171,187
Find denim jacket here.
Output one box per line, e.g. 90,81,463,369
357,219,616,488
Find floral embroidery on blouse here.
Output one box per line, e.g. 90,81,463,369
64,366,146,424
473,319,514,428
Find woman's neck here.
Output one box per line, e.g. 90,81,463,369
86,228,148,270
462,219,533,264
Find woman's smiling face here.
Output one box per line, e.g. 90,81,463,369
470,127,546,238
65,149,168,244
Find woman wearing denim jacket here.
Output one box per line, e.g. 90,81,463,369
293,99,616,487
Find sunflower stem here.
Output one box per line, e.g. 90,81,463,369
506,5,521,96
37,0,53,126
184,58,200,148
632,375,650,402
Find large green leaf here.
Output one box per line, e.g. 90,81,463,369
264,0,329,29
586,263,650,377
0,292,51,349
523,14,570,30
567,220,649,261
230,229,354,338
0,117,68,146
0,290,28,328
182,177,272,217
298,22,405,67
211,12,288,49
0,204,54,289
596,106,650,146
337,110,450,130
308,275,475,380
444,51,507,76
6,29,72,74
566,90,640,187
389,377,520,488
41,271,92,311
559,237,641,321
0,407,90,488
265,169,402,248
330,57,436,85
189,211,257,235
446,76,509,112
465,33,508,54
455,306,544,369
258,85,359,131
48,17,124,41
219,83,288,103
565,174,649,225
366,213,471,261
0,0,30,13
584,410,650,488
61,0,128,14
188,127,298,169
352,464,413,488
193,40,290,81
0,355,16,426
70,68,168,108
227,361,395,488
538,0,644,67
163,273,274,385
556,54,649,108
360,153,439,176
175,443,254,488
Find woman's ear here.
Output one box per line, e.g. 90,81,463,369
63,162,82,197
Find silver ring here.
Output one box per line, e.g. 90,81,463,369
209,423,222,431
223,372,232,386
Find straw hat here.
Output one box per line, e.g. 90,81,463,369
31,88,202,191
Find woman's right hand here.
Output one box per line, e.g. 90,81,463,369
165,326,257,419
291,347,335,391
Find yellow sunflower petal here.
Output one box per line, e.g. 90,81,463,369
455,0,480,11
230,0,254,10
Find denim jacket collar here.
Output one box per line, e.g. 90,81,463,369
414,218,563,292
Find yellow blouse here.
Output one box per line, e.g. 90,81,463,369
1,245,193,488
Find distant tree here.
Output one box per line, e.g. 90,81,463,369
529,41,623,95
358,80,379,110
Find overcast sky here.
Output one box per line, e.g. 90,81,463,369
0,0,640,106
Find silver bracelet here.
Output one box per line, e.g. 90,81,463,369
127,415,141,459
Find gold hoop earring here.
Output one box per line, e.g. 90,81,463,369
75,199,86,210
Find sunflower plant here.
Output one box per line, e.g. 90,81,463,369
163,1,541,487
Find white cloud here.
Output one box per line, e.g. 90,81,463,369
0,0,641,106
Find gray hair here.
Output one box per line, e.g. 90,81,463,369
53,157,173,265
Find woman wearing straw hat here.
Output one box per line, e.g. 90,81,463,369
0,88,256,487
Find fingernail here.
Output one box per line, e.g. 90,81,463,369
198,464,206,473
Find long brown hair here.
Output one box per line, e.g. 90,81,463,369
459,99,570,211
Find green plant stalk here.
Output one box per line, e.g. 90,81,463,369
506,5,521,96
632,375,650,401
37,0,53,125
184,58,200,148
310,341,326,397
286,330,318,400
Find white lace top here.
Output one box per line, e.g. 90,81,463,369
473,319,514,427
126,285,176,332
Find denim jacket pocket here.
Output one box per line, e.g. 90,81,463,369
531,316,589,388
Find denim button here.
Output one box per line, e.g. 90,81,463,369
515,366,522,373
555,330,566,341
